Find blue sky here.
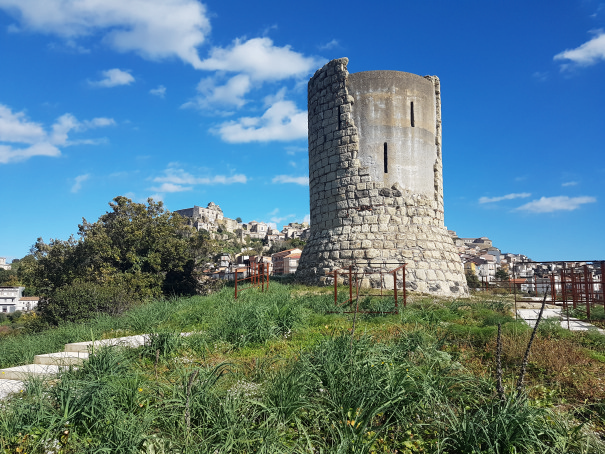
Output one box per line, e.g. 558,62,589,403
1,0,604,262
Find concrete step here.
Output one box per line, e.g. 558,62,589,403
64,334,149,353
0,379,25,399
0,364,62,380
34,351,89,366
517,309,605,333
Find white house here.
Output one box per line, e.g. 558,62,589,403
0,287,39,313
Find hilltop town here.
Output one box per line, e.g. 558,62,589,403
173,202,309,280
172,201,603,291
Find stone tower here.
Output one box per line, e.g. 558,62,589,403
296,58,468,296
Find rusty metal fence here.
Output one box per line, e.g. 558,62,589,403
332,262,407,314
234,262,270,299
497,260,604,320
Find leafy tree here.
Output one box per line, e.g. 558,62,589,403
289,238,306,248
267,238,306,255
465,270,481,289
75,196,194,298
22,196,218,323
235,217,242,223
495,268,510,281
0,268,19,286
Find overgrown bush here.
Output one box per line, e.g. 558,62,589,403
37,281,137,325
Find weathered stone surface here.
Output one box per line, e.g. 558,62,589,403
296,58,468,297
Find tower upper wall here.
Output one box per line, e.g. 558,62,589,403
348,70,439,202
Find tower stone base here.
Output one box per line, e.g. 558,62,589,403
295,186,468,296
296,58,468,297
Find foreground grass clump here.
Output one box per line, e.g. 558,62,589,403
1,283,605,453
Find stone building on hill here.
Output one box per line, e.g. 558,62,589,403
175,202,239,234
296,58,468,296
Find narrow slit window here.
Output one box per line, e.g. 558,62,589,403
384,142,388,173
410,102,415,127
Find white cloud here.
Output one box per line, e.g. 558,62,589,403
185,38,321,112
188,74,252,108
532,71,548,82
215,92,307,143
150,85,166,98
270,214,295,224
0,0,211,68
516,196,597,213
90,68,135,87
0,104,114,164
479,192,531,204
562,181,578,187
272,175,309,185
303,214,310,224
285,145,306,155
0,104,46,143
554,30,605,67
151,166,247,193
71,173,90,193
0,142,60,164
150,182,193,193
85,117,115,128
319,39,339,50
198,37,323,81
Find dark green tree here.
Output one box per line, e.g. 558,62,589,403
495,268,510,281
267,238,306,255
465,270,481,289
22,196,212,324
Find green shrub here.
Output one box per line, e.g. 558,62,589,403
39,281,137,324
7,311,22,322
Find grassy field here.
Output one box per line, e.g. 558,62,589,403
2,282,605,453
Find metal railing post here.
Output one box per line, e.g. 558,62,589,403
584,265,591,320
334,270,338,306
403,264,407,308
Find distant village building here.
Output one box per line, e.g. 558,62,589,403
175,201,309,279
245,221,269,240
0,287,38,313
272,248,303,275
175,202,239,234
282,222,310,240
0,258,10,271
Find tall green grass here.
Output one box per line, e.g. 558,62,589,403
1,285,604,453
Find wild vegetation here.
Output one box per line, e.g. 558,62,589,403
9,196,273,329
2,283,605,453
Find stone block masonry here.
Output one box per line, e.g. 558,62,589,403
296,58,468,296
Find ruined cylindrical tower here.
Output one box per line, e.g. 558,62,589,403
296,58,468,296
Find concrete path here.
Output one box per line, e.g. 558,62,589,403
517,306,605,333
0,332,194,400
0,379,26,400
0,334,151,400
64,334,149,352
